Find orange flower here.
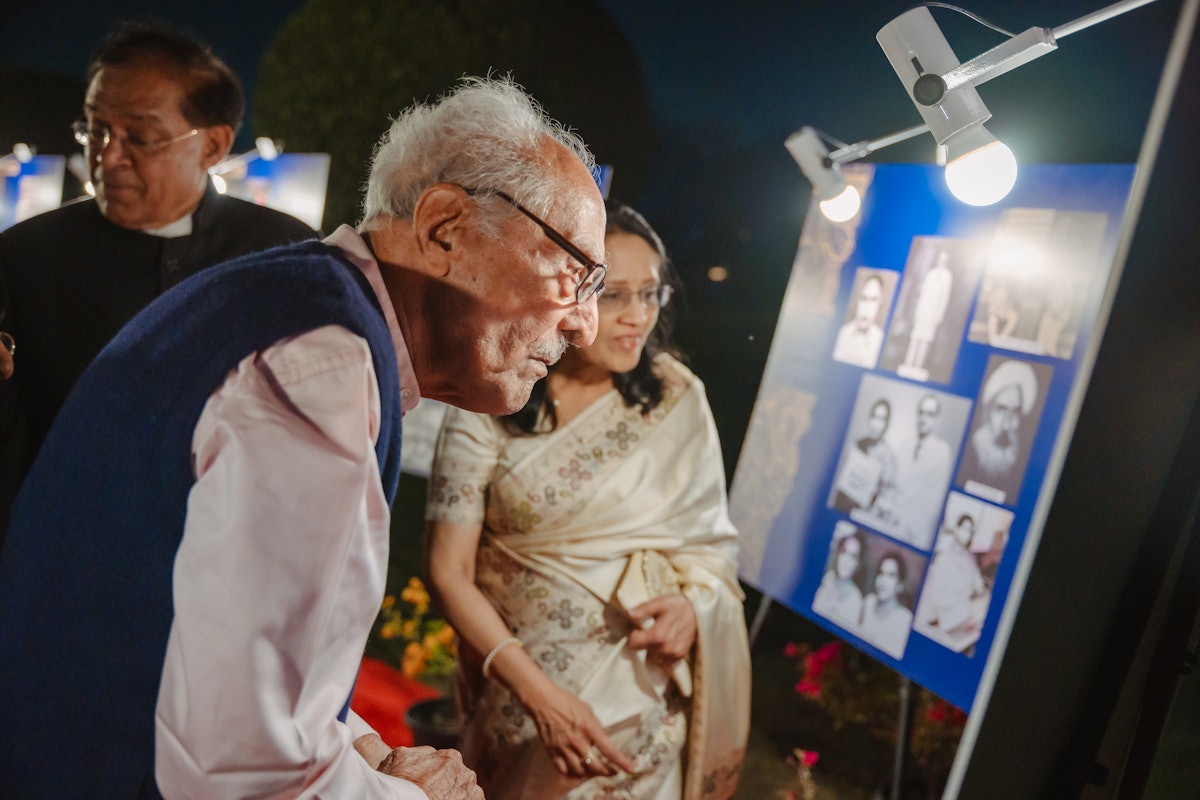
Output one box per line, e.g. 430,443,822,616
401,640,427,678
400,577,430,615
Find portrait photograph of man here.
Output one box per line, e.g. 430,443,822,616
831,267,896,369
956,355,1054,505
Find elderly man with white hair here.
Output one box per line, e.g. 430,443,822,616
0,74,604,800
960,359,1040,501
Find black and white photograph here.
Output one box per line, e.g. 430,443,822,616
878,236,982,384
828,374,972,550
857,539,927,659
966,207,1108,359
811,521,869,631
956,355,1054,505
831,267,896,369
914,492,1013,656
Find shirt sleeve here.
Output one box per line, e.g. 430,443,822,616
155,325,427,800
424,405,501,525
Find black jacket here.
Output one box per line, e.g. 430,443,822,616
0,183,318,540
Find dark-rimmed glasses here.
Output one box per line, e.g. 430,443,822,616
466,188,607,304
72,120,200,158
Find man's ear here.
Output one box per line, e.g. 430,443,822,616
412,184,471,273
199,125,235,171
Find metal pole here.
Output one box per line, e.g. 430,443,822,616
747,595,772,649
828,124,930,165
891,675,914,800
1053,0,1160,39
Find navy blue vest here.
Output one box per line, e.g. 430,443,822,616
0,241,403,799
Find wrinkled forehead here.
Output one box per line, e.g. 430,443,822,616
541,140,606,249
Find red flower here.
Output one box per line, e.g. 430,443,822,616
803,652,821,677
814,641,843,663
798,749,819,768
924,698,968,727
795,677,822,699
783,642,801,658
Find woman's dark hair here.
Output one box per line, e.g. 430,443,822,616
831,528,868,587
504,199,682,433
89,21,245,133
868,398,891,429
877,550,908,584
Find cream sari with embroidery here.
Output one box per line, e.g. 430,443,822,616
427,355,750,800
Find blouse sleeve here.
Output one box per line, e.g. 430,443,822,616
425,404,502,526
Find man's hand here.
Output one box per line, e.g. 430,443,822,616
377,745,485,800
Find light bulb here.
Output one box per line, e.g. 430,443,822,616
819,184,862,222
945,140,1017,206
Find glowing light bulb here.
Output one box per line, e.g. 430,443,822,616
819,184,862,222
945,140,1017,206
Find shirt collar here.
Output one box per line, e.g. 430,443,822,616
134,180,216,238
324,224,421,414
142,215,193,238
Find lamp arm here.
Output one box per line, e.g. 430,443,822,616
827,124,930,164
940,27,1058,97
1053,0,1160,39
930,0,1160,103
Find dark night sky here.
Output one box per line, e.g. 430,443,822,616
1,0,1189,465
3,0,1180,160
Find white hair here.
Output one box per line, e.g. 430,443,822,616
359,75,595,230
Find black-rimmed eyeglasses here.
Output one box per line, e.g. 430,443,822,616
466,188,607,304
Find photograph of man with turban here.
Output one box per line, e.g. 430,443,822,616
957,356,1054,504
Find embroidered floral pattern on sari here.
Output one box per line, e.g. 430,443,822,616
431,355,750,800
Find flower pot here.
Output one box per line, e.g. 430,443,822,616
404,695,459,749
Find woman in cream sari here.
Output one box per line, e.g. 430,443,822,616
425,201,750,800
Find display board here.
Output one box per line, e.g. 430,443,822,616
0,155,65,232
218,153,331,231
730,162,1135,710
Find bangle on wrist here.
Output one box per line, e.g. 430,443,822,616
481,636,522,679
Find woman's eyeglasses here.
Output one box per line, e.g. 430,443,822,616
597,285,673,311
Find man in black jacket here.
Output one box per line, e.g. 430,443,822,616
0,21,316,540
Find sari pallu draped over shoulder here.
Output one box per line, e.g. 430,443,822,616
428,355,751,800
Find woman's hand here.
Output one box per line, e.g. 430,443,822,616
522,680,637,778
626,594,697,669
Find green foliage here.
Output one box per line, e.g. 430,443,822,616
253,0,653,230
